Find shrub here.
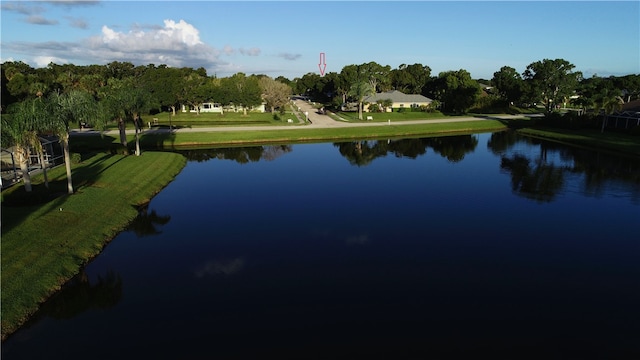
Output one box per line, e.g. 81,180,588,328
110,144,129,155
71,153,82,164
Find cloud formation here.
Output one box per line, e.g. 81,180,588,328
0,1,92,26
239,47,261,56
1,2,44,15
66,16,88,29
278,53,301,61
3,18,227,72
26,15,59,25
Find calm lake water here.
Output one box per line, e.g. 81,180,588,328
3,131,640,359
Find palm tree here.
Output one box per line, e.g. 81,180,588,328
380,98,393,113
47,90,100,194
2,99,49,192
595,90,623,133
128,88,153,156
100,79,153,156
348,80,374,120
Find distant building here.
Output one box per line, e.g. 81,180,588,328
363,90,433,112
181,102,266,113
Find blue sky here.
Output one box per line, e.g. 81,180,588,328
1,1,638,80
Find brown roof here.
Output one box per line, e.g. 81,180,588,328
621,99,640,112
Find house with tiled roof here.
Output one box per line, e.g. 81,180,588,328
363,90,433,112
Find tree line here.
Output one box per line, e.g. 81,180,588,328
1,58,638,194
3,59,639,117
279,59,639,117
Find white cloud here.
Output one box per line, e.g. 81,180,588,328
157,19,203,47
81,19,220,69
34,55,67,67
223,45,235,55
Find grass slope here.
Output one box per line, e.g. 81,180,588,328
1,151,186,340
142,120,508,148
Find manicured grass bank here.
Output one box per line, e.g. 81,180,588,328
141,120,507,148
1,151,186,340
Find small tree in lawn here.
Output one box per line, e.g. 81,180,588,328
259,76,292,113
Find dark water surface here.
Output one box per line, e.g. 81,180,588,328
3,132,640,359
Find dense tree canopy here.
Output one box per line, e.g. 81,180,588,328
522,58,582,114
1,57,638,126
432,70,481,114
491,66,524,105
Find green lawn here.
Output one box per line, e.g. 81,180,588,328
1,151,186,340
141,120,508,148
105,106,304,130
333,110,447,122
70,119,509,151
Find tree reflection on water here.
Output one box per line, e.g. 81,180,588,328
489,130,640,203
28,270,122,322
333,135,479,166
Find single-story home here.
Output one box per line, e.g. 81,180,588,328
182,102,266,113
362,90,433,112
182,103,223,113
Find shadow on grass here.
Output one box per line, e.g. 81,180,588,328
139,128,177,150
473,115,535,129
0,152,124,236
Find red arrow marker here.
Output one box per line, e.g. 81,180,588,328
318,52,326,76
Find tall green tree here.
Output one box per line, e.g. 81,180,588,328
181,70,208,115
2,99,49,192
390,63,431,94
219,73,262,115
491,66,524,105
140,65,184,115
433,70,481,114
47,90,101,194
359,61,392,93
522,58,582,115
100,78,153,155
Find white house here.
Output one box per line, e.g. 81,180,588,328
363,90,433,112
181,103,224,113
182,102,266,114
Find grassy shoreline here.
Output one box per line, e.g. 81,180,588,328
75,120,509,150
1,151,187,340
